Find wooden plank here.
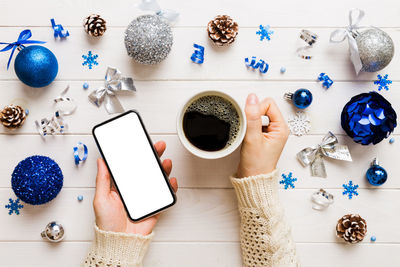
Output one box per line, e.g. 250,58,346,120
0,0,399,28
1,188,400,243
0,27,399,81
1,242,400,267
0,81,399,135
0,134,398,189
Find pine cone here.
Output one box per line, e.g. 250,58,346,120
336,214,367,244
0,105,26,129
207,15,238,46
83,14,107,37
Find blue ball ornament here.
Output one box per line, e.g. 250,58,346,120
292,89,313,109
11,155,63,205
14,45,58,88
366,159,387,186
341,91,397,145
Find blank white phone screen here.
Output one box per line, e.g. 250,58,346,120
93,112,174,220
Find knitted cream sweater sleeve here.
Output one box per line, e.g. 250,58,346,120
82,225,153,267
231,170,300,267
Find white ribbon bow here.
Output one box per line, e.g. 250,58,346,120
139,0,179,23
330,9,365,75
88,67,136,114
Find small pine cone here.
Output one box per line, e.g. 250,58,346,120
0,105,27,129
207,15,238,46
83,14,107,37
336,214,367,244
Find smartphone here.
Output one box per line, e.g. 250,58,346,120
92,110,176,221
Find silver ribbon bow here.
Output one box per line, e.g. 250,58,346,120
88,67,136,114
330,9,365,75
297,132,352,178
138,0,179,23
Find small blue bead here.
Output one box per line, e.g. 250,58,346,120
366,165,387,186
292,89,312,109
83,82,89,90
25,109,29,115
77,195,83,201
280,67,286,73
389,138,395,144
371,236,376,242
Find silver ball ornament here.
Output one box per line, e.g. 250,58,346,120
41,221,65,242
124,15,173,65
356,28,394,72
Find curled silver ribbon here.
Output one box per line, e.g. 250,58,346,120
297,132,352,178
330,9,365,75
138,0,179,23
88,67,136,114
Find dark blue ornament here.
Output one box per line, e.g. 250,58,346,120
341,91,397,145
14,45,58,88
366,158,387,186
285,89,313,109
11,155,63,205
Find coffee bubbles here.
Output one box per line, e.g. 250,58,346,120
183,95,240,151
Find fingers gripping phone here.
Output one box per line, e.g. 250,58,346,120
92,110,176,221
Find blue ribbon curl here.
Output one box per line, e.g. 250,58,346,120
73,142,88,165
245,56,269,74
0,29,46,70
190,44,204,64
51,18,69,39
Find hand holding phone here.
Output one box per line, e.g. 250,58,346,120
94,142,178,235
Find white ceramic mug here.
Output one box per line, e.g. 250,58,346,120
177,91,247,159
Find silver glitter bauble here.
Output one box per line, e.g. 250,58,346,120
41,221,65,242
356,28,394,72
124,15,173,65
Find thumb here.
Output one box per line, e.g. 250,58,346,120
95,158,111,198
244,94,262,141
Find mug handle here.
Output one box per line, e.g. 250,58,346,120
261,115,270,127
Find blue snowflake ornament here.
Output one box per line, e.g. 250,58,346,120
374,74,392,91
256,25,274,41
82,51,98,69
5,198,23,215
280,172,297,189
342,180,359,199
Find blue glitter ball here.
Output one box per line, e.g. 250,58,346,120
83,82,89,90
11,155,63,205
371,236,376,242
14,45,58,88
366,164,387,186
341,91,397,145
293,89,312,109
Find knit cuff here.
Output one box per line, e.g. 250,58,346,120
90,225,153,266
230,169,279,209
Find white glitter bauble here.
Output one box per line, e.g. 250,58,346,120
124,15,173,65
356,29,394,72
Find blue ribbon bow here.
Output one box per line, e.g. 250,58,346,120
0,29,46,69
51,18,69,38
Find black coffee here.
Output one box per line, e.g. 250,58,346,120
182,95,240,152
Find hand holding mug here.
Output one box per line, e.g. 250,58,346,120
237,94,290,178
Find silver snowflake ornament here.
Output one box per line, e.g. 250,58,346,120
287,111,311,136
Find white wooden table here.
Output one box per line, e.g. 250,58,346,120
1,0,400,266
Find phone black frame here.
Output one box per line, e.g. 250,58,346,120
92,110,177,222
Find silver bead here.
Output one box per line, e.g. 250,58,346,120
41,221,65,242
356,29,394,72
124,15,173,65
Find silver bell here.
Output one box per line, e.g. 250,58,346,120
41,221,65,242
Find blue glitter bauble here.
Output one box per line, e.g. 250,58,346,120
14,45,58,88
293,89,312,109
341,91,397,145
366,165,387,186
11,155,63,205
